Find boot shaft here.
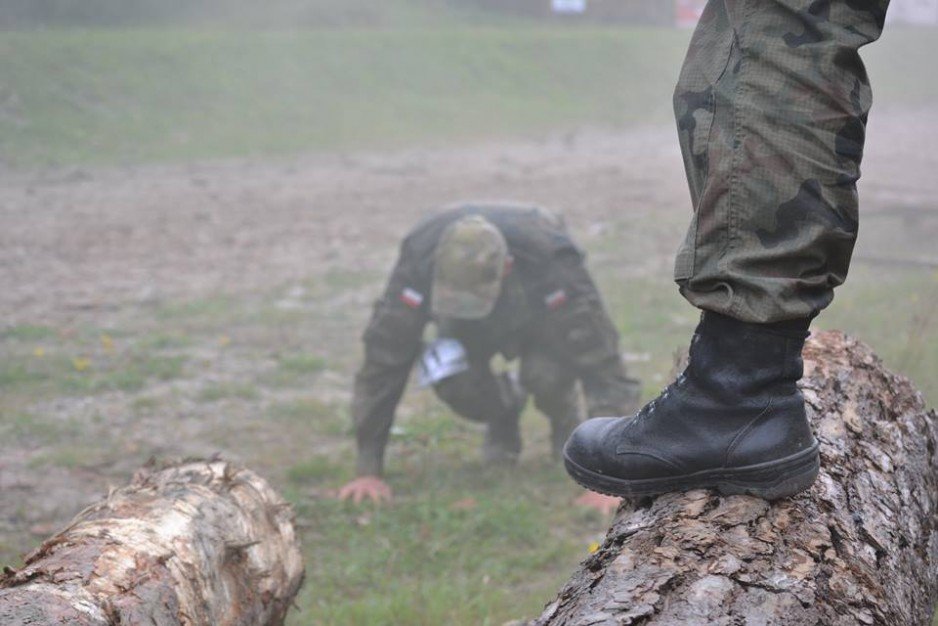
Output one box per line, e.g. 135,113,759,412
686,312,810,402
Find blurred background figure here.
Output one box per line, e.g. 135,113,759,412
338,203,640,508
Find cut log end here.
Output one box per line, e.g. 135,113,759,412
0,460,304,626
535,331,938,626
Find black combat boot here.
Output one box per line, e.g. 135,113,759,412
482,372,526,464
563,311,819,500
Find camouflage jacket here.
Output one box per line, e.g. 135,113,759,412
351,203,627,476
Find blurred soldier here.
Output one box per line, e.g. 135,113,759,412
564,1,890,501
338,203,640,505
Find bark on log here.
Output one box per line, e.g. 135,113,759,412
0,460,304,626
535,331,938,626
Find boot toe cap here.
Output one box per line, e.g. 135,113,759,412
564,416,686,483
562,417,620,469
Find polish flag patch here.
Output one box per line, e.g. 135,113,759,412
400,287,424,309
545,289,568,310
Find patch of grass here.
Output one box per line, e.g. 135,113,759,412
2,325,57,341
139,332,192,350
139,354,186,379
261,353,328,388
820,266,938,405
61,354,186,394
197,381,259,402
0,26,690,167
272,375,600,624
288,455,594,626
131,395,162,413
4,268,933,626
2,23,932,168
281,353,327,373
320,268,382,292
27,445,112,470
269,397,330,420
0,347,185,397
287,456,345,484
0,411,83,446
155,294,239,323
0,361,48,389
3,0,494,30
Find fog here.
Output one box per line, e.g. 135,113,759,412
1,2,936,624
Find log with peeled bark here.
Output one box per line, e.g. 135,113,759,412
0,460,304,626
533,331,938,626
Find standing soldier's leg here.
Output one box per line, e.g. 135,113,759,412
563,0,889,499
673,0,887,322
433,362,527,463
520,351,581,459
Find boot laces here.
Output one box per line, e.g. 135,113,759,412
636,372,686,422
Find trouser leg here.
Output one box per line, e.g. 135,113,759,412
673,0,889,323
433,363,526,460
520,351,581,458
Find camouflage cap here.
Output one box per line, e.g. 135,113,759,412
431,215,508,320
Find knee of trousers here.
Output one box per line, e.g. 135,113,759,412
520,355,577,419
433,370,506,424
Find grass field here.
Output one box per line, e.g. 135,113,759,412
2,263,935,624
2,23,936,167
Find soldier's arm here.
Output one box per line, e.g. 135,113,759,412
351,261,428,477
547,254,640,417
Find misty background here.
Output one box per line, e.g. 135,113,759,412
1,2,936,624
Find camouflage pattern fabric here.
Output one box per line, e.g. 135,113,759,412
350,204,640,477
673,0,889,323
431,215,509,320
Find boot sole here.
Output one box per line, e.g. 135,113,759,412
564,443,820,501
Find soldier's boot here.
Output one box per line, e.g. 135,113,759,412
482,372,526,465
563,312,819,500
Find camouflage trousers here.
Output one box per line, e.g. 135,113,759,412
673,0,889,323
433,349,582,456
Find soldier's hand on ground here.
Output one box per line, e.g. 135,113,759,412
338,476,393,504
574,490,620,516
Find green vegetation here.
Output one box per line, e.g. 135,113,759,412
1,18,933,168
261,353,328,388
2,17,932,167
2,325,57,341
0,411,84,447
0,349,186,396
0,27,685,167
0,0,488,29
197,381,259,402
1,265,935,623
291,461,592,626
819,265,938,402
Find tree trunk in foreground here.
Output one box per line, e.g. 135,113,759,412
535,331,938,626
0,460,304,626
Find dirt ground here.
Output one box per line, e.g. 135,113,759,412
2,107,937,562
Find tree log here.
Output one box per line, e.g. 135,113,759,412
0,460,304,626
534,331,938,625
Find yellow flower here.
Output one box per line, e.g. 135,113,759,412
588,541,601,554
72,357,91,372
33,347,46,358
100,333,115,354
